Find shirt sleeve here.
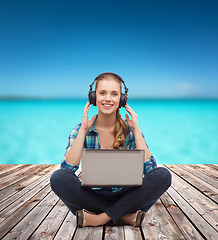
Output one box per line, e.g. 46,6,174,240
129,129,157,176
60,123,82,173
130,130,149,149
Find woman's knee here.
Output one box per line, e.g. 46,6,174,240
147,167,172,189
50,169,63,191
156,167,172,188
50,169,72,191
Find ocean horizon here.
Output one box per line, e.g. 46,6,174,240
1,95,218,100
0,99,218,165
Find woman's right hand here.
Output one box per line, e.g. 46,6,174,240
81,101,97,132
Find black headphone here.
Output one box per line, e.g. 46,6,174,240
88,72,128,108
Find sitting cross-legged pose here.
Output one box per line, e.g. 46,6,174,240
50,72,172,227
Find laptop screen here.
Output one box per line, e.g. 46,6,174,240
81,149,145,187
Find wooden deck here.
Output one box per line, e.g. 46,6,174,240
0,164,217,240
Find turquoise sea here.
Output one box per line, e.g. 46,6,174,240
0,99,218,165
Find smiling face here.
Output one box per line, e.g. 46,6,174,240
95,77,121,114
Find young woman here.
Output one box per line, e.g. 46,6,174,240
50,72,172,227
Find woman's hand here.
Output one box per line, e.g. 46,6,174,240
81,101,97,132
125,104,140,131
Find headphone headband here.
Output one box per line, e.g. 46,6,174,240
89,72,128,94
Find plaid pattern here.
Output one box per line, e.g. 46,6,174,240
61,117,157,192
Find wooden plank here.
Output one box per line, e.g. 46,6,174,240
141,199,185,239
73,226,104,240
186,164,218,181
0,165,58,214
0,165,54,203
53,211,77,240
2,190,59,239
160,191,204,239
0,184,52,239
0,164,22,176
123,225,142,240
0,164,217,239
0,164,18,171
176,164,218,189
164,165,218,230
0,172,51,222
29,200,69,239
167,186,218,240
0,164,32,181
205,164,218,171
104,226,125,240
165,164,218,203
0,164,42,190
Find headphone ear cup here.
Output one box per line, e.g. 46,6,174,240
88,91,96,106
119,93,128,108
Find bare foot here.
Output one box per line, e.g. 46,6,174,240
83,212,111,227
83,212,99,227
121,212,137,225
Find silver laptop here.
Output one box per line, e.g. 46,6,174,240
81,149,144,187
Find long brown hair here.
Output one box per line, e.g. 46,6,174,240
95,73,128,149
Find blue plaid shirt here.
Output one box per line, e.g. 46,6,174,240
61,116,157,192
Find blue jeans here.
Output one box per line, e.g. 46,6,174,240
50,167,171,224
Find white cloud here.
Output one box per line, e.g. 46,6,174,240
176,82,200,92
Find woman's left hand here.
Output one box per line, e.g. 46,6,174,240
125,104,140,131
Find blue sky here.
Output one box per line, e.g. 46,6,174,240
0,0,218,99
